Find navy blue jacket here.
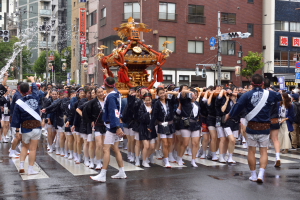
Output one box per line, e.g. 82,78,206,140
102,89,122,133
11,83,41,133
10,90,22,116
230,87,282,134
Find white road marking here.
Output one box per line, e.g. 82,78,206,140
48,153,98,176
12,157,49,180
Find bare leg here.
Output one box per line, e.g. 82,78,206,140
192,137,200,159
248,146,256,171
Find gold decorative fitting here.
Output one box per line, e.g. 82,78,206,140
133,46,142,54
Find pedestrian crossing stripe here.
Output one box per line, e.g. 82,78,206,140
11,157,49,180
109,155,144,171
120,149,187,168
234,149,297,164
47,153,98,176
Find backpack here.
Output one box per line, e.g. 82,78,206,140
293,102,300,124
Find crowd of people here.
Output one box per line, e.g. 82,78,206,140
1,70,300,184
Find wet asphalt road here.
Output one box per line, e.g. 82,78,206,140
0,137,300,200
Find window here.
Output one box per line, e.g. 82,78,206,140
179,75,189,82
30,6,33,12
163,75,172,81
90,11,97,26
188,5,205,24
89,43,96,57
221,13,236,24
275,21,289,31
44,2,49,10
73,48,75,57
0,15,2,20
221,41,235,55
247,23,254,37
188,41,204,54
248,0,254,3
290,22,300,32
124,2,140,20
102,7,106,18
100,8,107,27
74,2,75,7
159,2,176,21
159,36,176,52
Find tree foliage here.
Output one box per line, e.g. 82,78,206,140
0,36,32,78
241,51,264,82
33,46,72,83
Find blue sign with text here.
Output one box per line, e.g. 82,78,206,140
209,37,217,47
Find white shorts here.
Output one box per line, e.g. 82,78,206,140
181,129,200,138
128,128,135,136
134,131,139,140
11,127,16,137
240,118,248,126
150,139,156,144
74,131,81,136
104,131,120,145
159,133,173,139
87,132,95,142
81,133,87,140
224,127,239,138
22,129,42,144
95,131,105,137
57,126,65,133
217,127,225,138
123,127,130,135
66,132,72,136
208,126,216,131
2,115,10,122
201,128,209,136
175,130,182,136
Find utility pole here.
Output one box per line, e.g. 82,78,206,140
46,32,49,83
140,0,143,40
19,10,23,82
217,11,222,86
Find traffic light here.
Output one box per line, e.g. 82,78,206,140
0,30,3,37
3,30,9,42
228,32,241,38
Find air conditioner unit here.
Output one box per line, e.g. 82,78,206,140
224,73,229,79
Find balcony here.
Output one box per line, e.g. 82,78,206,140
100,17,106,27
40,9,52,17
123,12,140,21
158,12,177,22
274,60,297,67
187,15,206,24
39,41,52,48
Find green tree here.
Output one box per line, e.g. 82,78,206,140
0,36,32,78
241,51,264,82
33,51,47,75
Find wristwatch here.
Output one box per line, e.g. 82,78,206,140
116,126,121,130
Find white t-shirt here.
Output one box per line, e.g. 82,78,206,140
192,102,198,117
162,102,167,114
279,105,286,118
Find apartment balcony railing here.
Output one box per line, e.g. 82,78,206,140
40,9,52,16
39,41,52,48
158,12,177,22
274,60,297,67
187,15,206,24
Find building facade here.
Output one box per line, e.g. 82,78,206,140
91,0,263,87
16,0,70,76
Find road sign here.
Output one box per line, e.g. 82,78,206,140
61,59,66,61
48,56,55,61
295,68,300,73
210,47,216,50
82,57,87,60
209,37,217,47
296,61,300,68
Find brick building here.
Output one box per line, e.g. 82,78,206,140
76,0,263,87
